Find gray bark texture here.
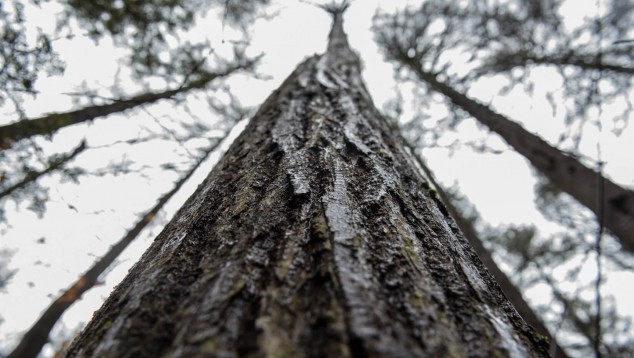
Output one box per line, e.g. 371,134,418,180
64,9,550,358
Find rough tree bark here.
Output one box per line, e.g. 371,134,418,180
395,53,634,255
408,144,569,358
65,6,550,357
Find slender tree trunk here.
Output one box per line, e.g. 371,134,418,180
407,143,569,358
0,65,244,150
525,54,634,74
0,140,86,200
6,132,230,358
398,55,634,254
65,7,549,357
492,53,634,74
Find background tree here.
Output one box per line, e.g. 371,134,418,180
0,0,267,353
469,0,634,143
6,120,236,358
59,0,270,78
0,0,267,222
373,0,634,356
373,0,634,251
0,54,257,150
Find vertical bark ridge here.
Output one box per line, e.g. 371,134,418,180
65,9,550,358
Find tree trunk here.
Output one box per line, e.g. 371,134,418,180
400,56,634,254
65,7,549,358
6,132,230,358
408,144,569,358
523,54,634,75
0,65,245,150
488,52,634,75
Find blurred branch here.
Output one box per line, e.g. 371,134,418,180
0,61,249,150
0,141,86,201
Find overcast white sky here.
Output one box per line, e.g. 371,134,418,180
1,0,633,356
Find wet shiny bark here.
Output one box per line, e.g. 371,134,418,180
65,9,550,358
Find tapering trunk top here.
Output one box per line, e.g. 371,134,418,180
323,2,359,69
64,4,551,357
